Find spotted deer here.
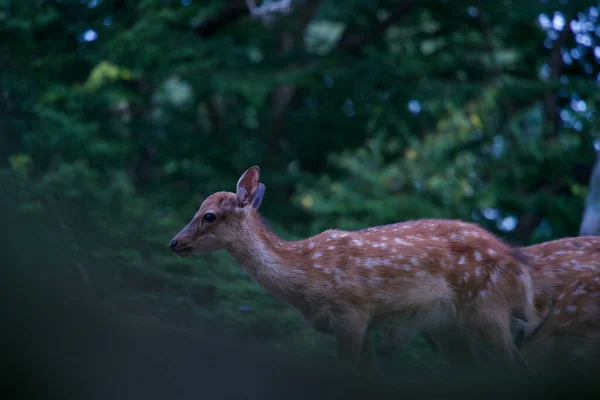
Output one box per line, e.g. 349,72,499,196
519,270,600,374
520,237,600,313
380,236,600,366
169,166,544,371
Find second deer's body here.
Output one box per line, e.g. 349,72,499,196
170,166,543,371
520,269,600,376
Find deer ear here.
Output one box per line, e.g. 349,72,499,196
236,166,260,208
252,183,266,209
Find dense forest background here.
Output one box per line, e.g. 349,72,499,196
2,0,600,374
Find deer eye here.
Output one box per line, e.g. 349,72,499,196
203,213,216,223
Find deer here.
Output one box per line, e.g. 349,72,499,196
518,269,600,377
520,237,600,312
379,236,600,367
168,166,545,372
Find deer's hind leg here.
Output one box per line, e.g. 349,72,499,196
462,307,530,373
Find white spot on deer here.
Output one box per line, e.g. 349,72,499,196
381,236,388,241
309,241,315,249
353,240,363,246
558,293,566,300
410,257,419,265
463,272,470,282
487,249,497,256
372,242,380,248
479,290,488,298
566,305,577,313
313,252,322,259
328,246,335,250
403,265,412,271
415,271,428,278
475,267,482,277
365,258,377,269
474,252,483,262
553,308,562,315
335,276,344,285
458,256,466,265
330,233,338,239
467,291,473,298
394,238,412,246
314,264,322,269
391,248,397,253
323,268,331,274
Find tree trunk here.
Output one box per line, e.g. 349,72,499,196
579,149,600,236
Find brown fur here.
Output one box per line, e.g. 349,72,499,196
520,237,600,312
170,166,544,372
380,236,600,366
519,270,600,374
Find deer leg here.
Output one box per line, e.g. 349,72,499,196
421,330,441,353
334,314,372,372
357,329,378,373
336,331,364,368
464,310,531,374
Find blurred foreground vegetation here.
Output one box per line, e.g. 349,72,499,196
2,0,600,371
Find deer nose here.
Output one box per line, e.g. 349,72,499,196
169,239,178,250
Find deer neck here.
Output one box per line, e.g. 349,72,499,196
226,211,306,305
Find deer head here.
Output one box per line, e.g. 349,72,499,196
169,166,266,256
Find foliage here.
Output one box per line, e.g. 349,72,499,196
2,0,600,370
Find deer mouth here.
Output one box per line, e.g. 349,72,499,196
175,246,193,257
